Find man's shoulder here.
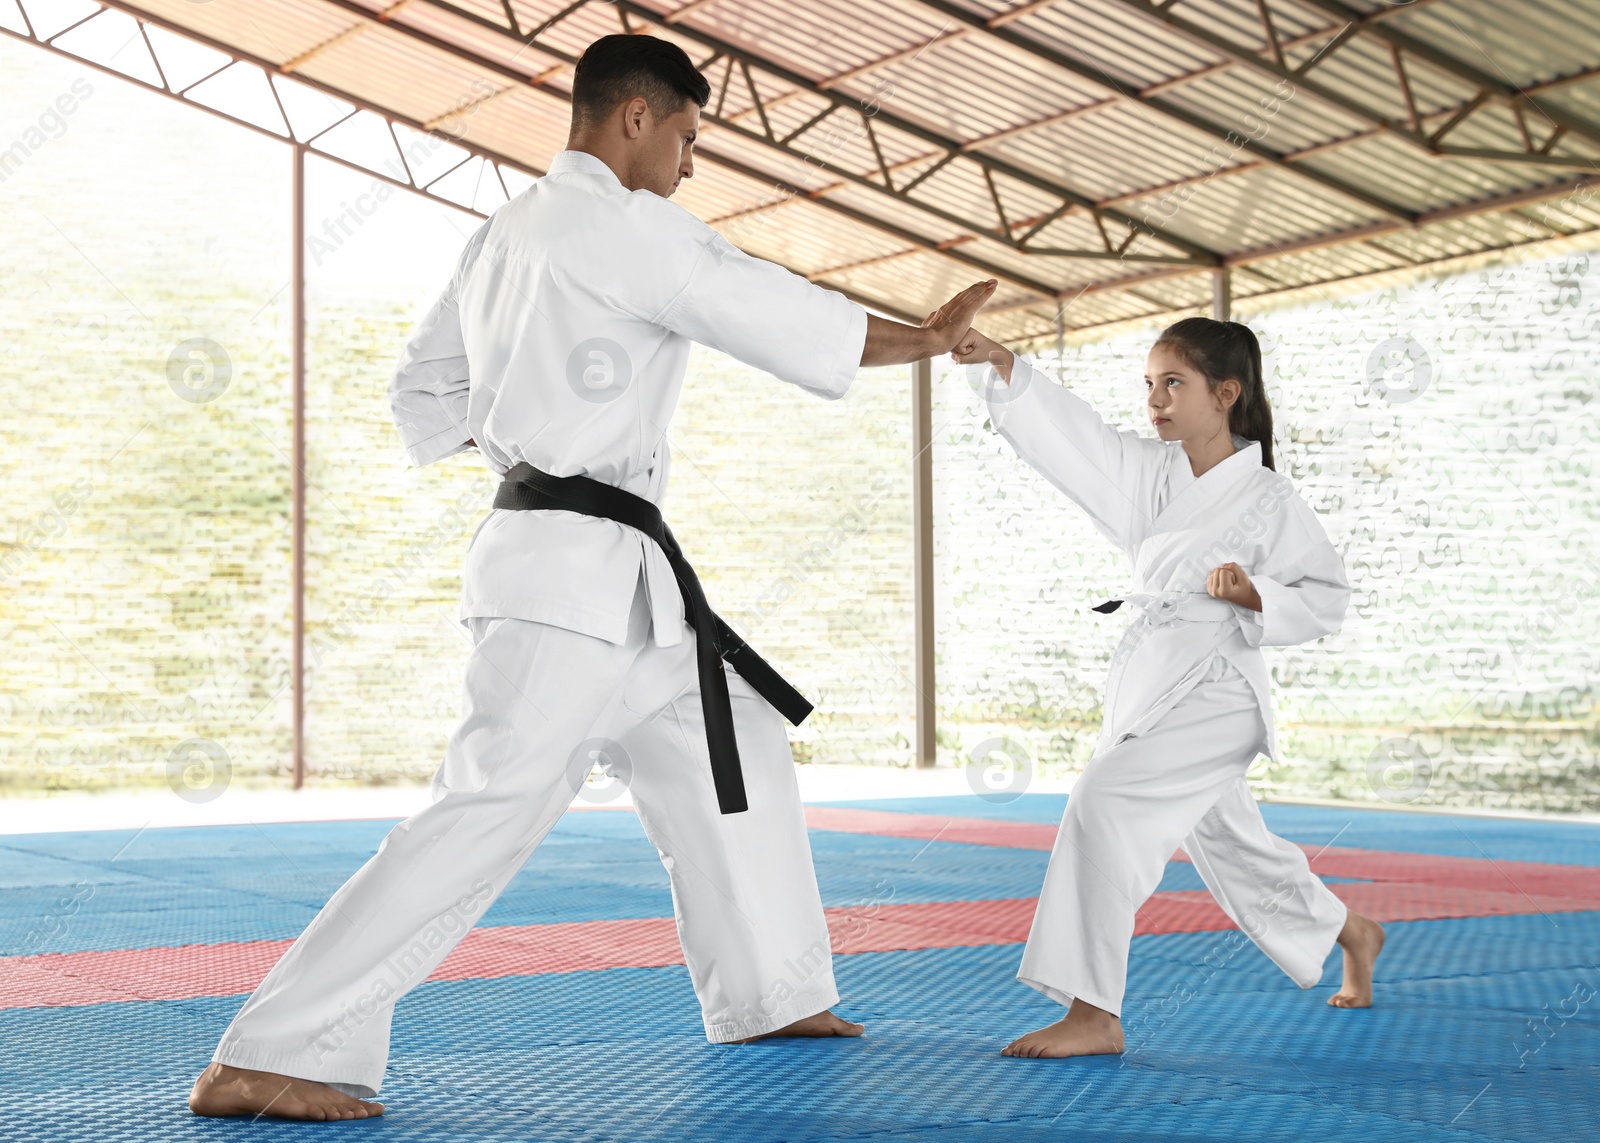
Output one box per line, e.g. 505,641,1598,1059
493,177,716,256
615,186,719,248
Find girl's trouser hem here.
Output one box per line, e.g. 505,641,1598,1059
1017,974,1124,1019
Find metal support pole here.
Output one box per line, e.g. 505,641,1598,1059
291,144,307,790
1211,267,1231,320
912,357,936,768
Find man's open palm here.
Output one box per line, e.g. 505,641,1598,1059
922,280,997,355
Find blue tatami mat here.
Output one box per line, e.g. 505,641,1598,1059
1,793,1597,1141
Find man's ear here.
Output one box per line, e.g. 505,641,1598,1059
620,96,649,140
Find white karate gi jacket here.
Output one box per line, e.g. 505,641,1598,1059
388,149,869,646
985,357,1351,761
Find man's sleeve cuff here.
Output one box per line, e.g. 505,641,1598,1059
818,300,868,400
401,428,474,468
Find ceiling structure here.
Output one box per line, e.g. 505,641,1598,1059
7,0,1600,343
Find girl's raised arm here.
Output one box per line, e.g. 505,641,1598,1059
975,351,1168,554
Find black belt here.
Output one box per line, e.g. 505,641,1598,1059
492,462,813,815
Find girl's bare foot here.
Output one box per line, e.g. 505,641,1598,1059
1001,998,1124,1059
1328,908,1385,1008
188,1062,385,1120
732,1008,864,1043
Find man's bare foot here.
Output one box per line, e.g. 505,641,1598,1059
731,1008,864,1044
1001,998,1125,1059
1328,908,1385,1008
188,1062,385,1120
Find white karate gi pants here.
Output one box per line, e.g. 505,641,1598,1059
1018,658,1348,1017
211,576,837,1097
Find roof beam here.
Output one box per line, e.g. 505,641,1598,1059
982,169,1600,323
269,0,1600,300
395,0,1222,264
10,6,543,210
1431,146,1600,171
34,0,1600,346
1291,0,1600,151
806,240,971,281
892,77,1594,230
704,155,1166,265
669,10,1598,181
697,148,1068,296
1130,3,1444,91
530,1,1563,251
263,0,1090,298
82,0,1059,304
1097,2,1598,108
884,0,1416,222
1106,0,1600,171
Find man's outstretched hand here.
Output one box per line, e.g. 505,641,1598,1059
860,279,998,367
921,280,999,356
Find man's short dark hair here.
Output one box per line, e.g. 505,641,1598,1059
571,34,711,130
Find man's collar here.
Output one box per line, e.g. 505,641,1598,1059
546,149,624,188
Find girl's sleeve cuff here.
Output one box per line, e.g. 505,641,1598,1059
1237,602,1266,647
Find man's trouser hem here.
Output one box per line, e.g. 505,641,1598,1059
211,1040,386,1100
703,984,841,1044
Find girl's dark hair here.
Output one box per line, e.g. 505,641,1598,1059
571,35,711,130
1152,316,1275,471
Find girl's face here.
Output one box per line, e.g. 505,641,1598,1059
1145,342,1239,443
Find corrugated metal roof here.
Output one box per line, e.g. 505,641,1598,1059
8,0,1598,343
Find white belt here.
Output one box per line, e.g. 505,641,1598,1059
1092,590,1238,626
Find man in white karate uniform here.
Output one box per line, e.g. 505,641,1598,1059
190,34,996,1120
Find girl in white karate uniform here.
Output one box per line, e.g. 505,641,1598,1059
952,317,1386,1060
